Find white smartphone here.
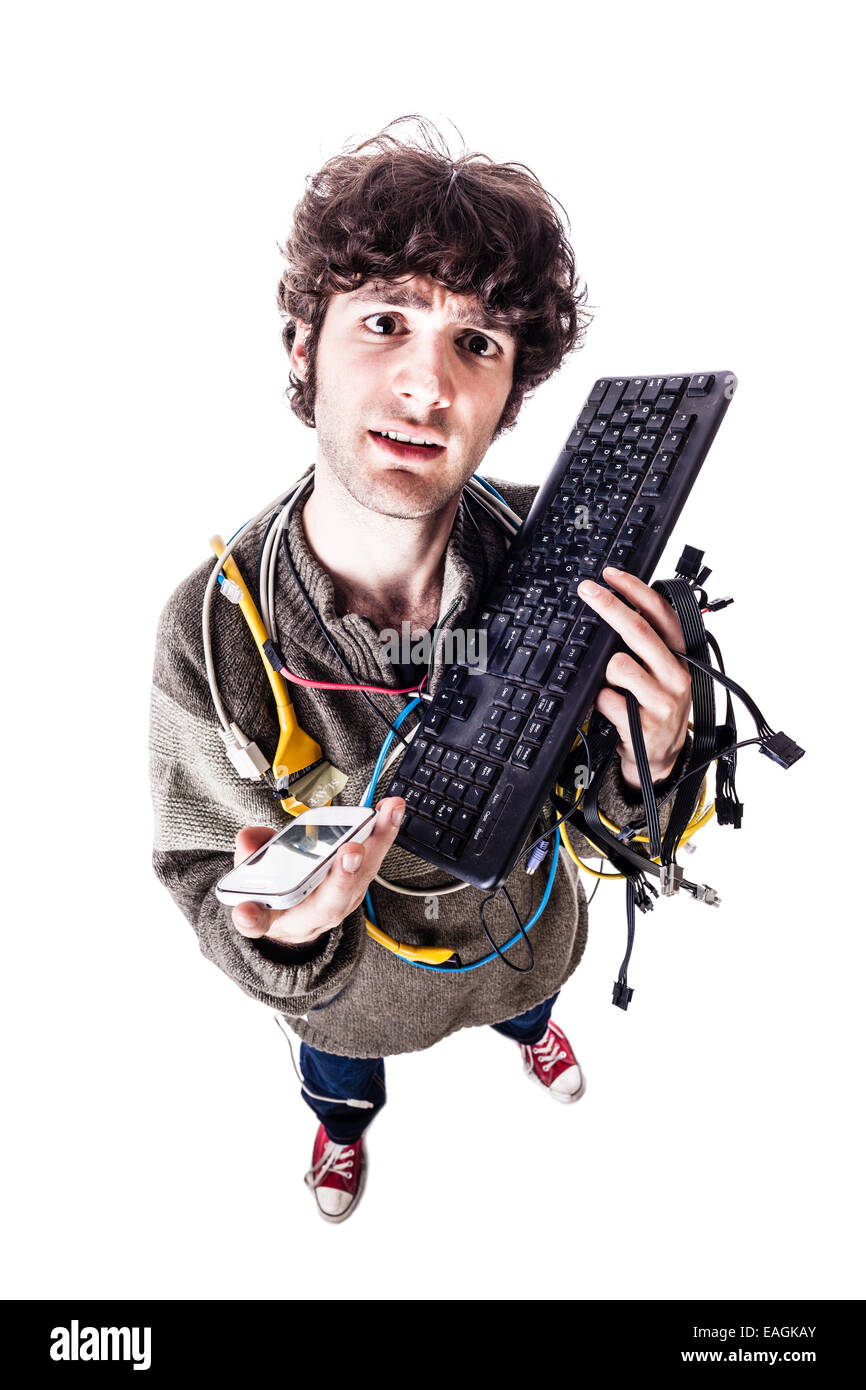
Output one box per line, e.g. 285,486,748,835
214,806,378,911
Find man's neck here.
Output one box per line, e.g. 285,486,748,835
301,456,461,632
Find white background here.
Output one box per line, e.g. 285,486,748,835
2,0,862,1301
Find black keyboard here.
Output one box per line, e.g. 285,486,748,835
391,372,737,890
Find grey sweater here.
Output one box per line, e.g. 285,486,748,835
149,473,686,1057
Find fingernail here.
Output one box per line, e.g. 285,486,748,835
579,580,599,596
603,566,623,574
391,805,405,828
342,852,362,873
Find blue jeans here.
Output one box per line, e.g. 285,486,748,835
299,991,560,1144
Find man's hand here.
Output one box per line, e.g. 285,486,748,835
229,796,406,948
577,567,691,790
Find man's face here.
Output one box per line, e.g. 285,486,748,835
293,274,518,519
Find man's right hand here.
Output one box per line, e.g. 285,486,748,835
229,797,406,948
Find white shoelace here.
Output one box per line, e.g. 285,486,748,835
529,1031,567,1073
304,1140,358,1190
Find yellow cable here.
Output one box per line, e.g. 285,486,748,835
210,536,323,812
364,918,456,965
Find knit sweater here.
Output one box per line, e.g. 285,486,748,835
149,472,686,1057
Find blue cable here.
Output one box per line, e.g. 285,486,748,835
362,696,558,972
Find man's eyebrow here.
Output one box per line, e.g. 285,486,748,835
349,282,512,335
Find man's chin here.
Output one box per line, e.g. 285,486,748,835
347,462,464,519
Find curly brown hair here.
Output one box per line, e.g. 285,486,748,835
276,117,591,436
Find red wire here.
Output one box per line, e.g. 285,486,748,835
279,666,428,696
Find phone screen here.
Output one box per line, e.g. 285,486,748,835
219,818,365,895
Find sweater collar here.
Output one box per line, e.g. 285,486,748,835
273,470,510,692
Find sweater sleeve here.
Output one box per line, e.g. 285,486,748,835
148,565,364,1017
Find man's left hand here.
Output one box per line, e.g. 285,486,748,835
577,567,691,791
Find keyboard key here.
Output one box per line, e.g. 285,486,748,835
441,749,462,772
656,394,676,412
398,737,429,780
664,376,685,393
535,695,561,720
425,710,447,733
433,801,455,823
512,743,539,769
431,772,451,796
489,734,513,759
419,794,440,817
588,379,607,404
464,785,487,811
550,666,573,693
687,373,714,396
526,640,559,685
483,706,504,730
490,627,523,674
473,729,494,752
405,786,422,808
621,378,643,404
506,644,534,680
523,718,547,745
448,779,469,804
642,472,668,497
415,766,434,788
449,694,474,720
440,832,465,860
444,668,465,690
493,683,515,705
599,379,627,416
458,756,479,780
476,762,501,788
672,412,695,432
640,377,665,403
501,711,526,737
451,809,474,835
404,815,442,848
512,689,536,713
630,503,654,526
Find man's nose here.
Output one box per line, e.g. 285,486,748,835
390,335,454,410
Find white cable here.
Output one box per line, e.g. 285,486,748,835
273,1015,374,1109
202,483,303,735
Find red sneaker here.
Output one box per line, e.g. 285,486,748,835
519,1020,586,1104
304,1124,367,1223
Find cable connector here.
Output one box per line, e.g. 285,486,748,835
219,727,270,780
760,731,805,769
675,545,705,581
218,577,243,604
691,883,722,906
705,595,734,613
659,863,684,896
262,639,285,673
526,839,550,875
716,794,744,828
612,980,634,1010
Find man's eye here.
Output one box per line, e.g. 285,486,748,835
460,331,498,357
362,313,404,336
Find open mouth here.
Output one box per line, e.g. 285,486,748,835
369,430,445,463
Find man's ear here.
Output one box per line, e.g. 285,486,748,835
290,320,310,380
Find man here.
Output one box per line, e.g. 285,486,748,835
150,120,692,1223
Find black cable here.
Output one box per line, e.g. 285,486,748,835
459,486,490,601
479,886,535,974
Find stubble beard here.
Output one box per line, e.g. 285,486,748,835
313,383,497,522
